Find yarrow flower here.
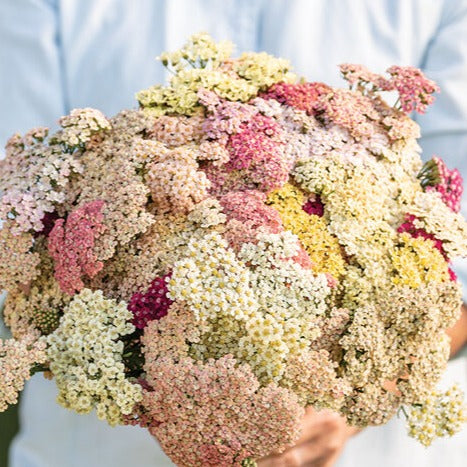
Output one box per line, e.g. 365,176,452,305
266,183,345,278
220,190,283,249
260,81,331,115
55,108,111,149
48,200,106,295
146,145,211,214
302,195,325,217
0,334,46,412
47,289,142,426
136,34,293,117
339,63,390,91
136,355,304,467
420,156,463,213
0,221,40,292
314,88,380,139
406,385,467,446
391,232,450,288
128,273,173,329
0,129,83,234
339,63,440,114
3,242,70,338
387,65,439,114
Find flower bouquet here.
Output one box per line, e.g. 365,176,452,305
1,33,467,466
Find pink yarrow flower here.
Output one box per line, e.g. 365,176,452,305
260,82,331,115
220,190,283,250
225,114,289,191
339,64,391,90
387,65,439,114
48,200,106,295
138,355,304,467
226,114,281,171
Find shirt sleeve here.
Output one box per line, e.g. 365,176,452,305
0,0,67,151
416,0,467,301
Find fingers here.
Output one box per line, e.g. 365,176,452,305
297,430,346,466
257,449,301,467
257,409,357,467
296,409,343,444
258,435,342,467
258,416,350,467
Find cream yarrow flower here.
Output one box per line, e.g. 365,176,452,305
55,108,111,149
47,289,142,426
406,385,467,446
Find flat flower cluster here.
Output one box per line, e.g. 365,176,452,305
0,33,466,466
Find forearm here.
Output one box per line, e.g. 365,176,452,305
447,304,467,357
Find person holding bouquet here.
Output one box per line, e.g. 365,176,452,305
1,1,467,466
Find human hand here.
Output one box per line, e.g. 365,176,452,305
446,303,467,357
257,407,360,467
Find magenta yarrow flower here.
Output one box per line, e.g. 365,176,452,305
34,211,60,238
128,273,173,329
302,195,325,217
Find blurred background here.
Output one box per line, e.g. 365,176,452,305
1,403,19,466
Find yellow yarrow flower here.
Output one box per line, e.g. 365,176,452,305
391,232,449,288
234,51,296,89
137,34,296,115
267,183,345,279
